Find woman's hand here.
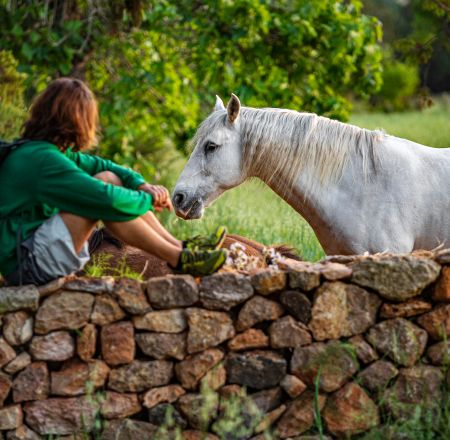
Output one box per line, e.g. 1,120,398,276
138,183,174,213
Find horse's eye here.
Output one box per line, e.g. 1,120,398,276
205,141,220,154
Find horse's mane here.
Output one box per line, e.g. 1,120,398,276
195,107,385,194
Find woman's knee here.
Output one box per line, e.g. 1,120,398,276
94,171,123,186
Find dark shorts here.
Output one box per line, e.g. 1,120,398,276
5,214,90,286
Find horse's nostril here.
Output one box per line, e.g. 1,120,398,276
173,192,186,207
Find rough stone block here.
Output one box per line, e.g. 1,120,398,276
433,266,450,301
63,276,115,294
226,351,287,390
417,304,450,340
142,385,186,409
228,329,269,351
77,323,97,361
323,382,380,437
100,392,141,419
29,331,74,362
101,321,135,366
0,338,16,369
175,349,224,390
250,270,287,295
12,362,49,402
34,291,94,334
279,290,311,324
380,299,432,319
200,273,254,310
0,405,23,430
366,318,428,366
0,286,39,314
357,360,399,393
133,309,187,333
269,316,311,348
2,312,33,346
90,295,125,326
112,279,151,314
108,360,173,393
350,255,440,301
135,332,186,360
0,373,11,407
146,275,198,309
280,375,307,398
3,353,31,375
236,296,284,331
186,308,235,353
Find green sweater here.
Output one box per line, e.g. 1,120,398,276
0,140,153,276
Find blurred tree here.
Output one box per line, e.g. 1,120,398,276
0,0,383,161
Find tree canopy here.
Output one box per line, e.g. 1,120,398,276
0,0,382,162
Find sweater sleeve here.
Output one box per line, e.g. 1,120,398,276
66,149,146,189
37,149,153,221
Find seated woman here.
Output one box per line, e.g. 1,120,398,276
0,78,227,286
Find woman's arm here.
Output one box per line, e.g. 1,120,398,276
66,149,145,190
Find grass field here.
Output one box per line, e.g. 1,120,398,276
160,102,450,261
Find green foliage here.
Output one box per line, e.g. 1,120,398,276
0,50,27,139
0,0,383,162
374,57,420,111
83,253,143,280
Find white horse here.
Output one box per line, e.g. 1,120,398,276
173,94,450,255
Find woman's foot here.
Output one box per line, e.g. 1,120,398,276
176,247,227,276
184,226,227,251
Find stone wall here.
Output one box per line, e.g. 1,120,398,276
0,250,449,439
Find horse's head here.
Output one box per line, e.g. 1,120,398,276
173,94,245,219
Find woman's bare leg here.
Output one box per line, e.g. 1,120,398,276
59,212,181,267
95,171,182,247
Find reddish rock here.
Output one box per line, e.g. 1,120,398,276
77,323,97,361
3,312,33,346
219,385,245,399
90,294,125,326
108,360,173,392
427,341,450,365
37,276,70,298
417,304,450,340
0,373,11,407
29,331,74,361
24,397,98,435
6,425,42,440
112,279,151,314
177,392,219,431
280,375,307,398
316,262,352,281
380,299,432,318
148,403,188,429
186,308,235,353
133,309,187,333
200,363,227,391
269,316,311,348
182,431,219,440
279,290,311,324
323,382,380,437
100,392,141,419
175,349,224,390
236,296,284,331
34,291,94,334
348,335,379,364
357,360,398,392
0,337,16,368
249,387,283,413
200,273,254,310
291,341,359,392
135,332,186,360
254,404,286,434
433,266,450,301
0,405,23,430
12,362,49,402
101,321,135,366
383,365,444,420
350,255,440,301
51,359,109,396
100,419,158,440
0,285,39,313
276,391,326,438
143,384,186,409
309,282,380,341
226,351,287,390
63,276,115,294
366,318,428,366
3,353,31,375
228,329,269,351
279,260,321,291
5,424,41,440
146,275,199,308
251,270,287,295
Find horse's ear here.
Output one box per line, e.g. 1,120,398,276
214,95,226,112
227,93,241,123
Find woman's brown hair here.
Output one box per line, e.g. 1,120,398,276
22,78,99,152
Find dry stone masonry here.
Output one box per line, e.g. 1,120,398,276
0,249,449,439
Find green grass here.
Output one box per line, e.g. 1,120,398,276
160,102,450,261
